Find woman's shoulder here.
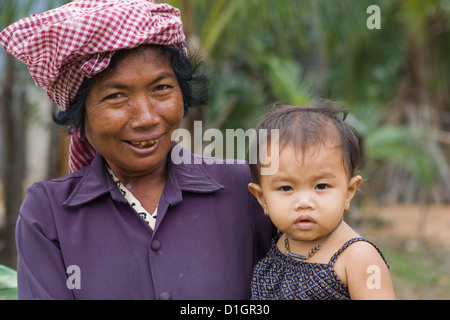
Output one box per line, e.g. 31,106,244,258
202,158,252,184
181,149,252,181
26,166,88,191
23,164,98,210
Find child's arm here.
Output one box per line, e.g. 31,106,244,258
339,241,396,300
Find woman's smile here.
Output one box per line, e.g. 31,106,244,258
128,138,159,149
124,137,160,153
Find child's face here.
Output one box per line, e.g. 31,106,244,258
248,141,362,242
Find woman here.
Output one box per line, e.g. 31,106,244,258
0,0,273,299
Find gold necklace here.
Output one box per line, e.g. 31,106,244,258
284,218,342,260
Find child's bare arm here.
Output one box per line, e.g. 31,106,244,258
339,241,396,300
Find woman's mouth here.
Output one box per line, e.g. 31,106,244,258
129,139,158,149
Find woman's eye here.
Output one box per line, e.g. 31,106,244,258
154,84,170,91
315,183,329,190
104,93,122,100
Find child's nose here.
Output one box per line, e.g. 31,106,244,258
293,192,314,210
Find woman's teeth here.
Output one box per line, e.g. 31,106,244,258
131,139,158,148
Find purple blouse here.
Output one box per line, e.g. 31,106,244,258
16,146,274,299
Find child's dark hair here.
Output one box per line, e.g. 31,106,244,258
249,100,360,183
53,44,208,138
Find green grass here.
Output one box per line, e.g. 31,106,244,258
385,248,443,286
378,242,450,299
0,265,17,300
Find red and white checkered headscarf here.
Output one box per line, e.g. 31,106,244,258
0,0,186,173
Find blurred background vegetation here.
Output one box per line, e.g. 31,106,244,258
0,0,449,299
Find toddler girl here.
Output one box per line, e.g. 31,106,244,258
248,102,396,300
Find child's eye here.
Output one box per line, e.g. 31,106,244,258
278,186,293,192
315,183,329,190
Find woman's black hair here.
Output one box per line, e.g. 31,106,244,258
53,44,209,138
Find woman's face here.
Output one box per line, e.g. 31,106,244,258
84,46,184,178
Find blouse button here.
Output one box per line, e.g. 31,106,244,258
159,292,172,300
151,240,161,251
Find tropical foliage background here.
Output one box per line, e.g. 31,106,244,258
0,0,449,299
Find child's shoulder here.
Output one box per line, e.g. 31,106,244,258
334,237,387,267
332,237,388,285
331,223,387,267
335,238,395,299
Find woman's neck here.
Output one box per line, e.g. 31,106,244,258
107,160,168,213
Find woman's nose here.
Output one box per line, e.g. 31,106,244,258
130,96,160,128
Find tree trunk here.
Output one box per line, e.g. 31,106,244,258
180,0,205,153
0,54,25,269
47,103,69,179
383,13,450,204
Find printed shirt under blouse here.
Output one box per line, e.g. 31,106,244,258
107,167,157,229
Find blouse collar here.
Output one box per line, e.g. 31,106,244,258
64,144,224,207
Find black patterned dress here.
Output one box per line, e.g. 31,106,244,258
251,234,387,300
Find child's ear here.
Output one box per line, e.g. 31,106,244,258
347,175,363,201
248,182,266,208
